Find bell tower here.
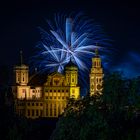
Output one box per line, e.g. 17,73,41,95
90,48,103,96
65,60,78,87
65,60,80,99
14,50,29,86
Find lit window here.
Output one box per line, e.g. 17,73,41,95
22,89,26,93
32,110,34,116
97,78,98,83
72,89,75,93
72,78,74,82
36,110,39,116
50,104,52,116
28,110,30,116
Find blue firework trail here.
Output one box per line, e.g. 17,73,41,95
31,13,111,87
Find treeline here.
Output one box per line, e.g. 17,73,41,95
50,72,140,140
0,91,57,140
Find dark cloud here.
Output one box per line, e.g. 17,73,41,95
111,52,140,78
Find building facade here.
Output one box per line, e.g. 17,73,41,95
12,60,80,119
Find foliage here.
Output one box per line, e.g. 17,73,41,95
50,96,109,140
50,72,140,140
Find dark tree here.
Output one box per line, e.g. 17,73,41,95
50,72,140,140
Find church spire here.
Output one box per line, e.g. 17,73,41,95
20,50,23,65
95,43,99,56
95,48,99,56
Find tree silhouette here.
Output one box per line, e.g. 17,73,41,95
50,72,140,140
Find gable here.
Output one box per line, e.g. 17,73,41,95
44,72,66,86
49,72,64,78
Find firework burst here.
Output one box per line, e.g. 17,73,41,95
31,13,111,86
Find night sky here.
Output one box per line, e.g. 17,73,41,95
0,0,140,78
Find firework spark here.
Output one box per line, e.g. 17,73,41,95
31,13,111,86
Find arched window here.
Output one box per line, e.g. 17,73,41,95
94,61,96,67
72,78,74,82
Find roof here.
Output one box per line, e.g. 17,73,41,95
28,72,48,86
65,60,77,70
49,71,64,78
28,71,64,86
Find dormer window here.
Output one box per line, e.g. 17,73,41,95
94,61,96,67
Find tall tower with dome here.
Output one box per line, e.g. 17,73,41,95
90,48,104,96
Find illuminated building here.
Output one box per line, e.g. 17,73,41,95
12,52,80,119
90,48,103,96
12,48,103,119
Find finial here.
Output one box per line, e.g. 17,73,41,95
20,49,23,65
95,43,99,56
95,48,99,56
